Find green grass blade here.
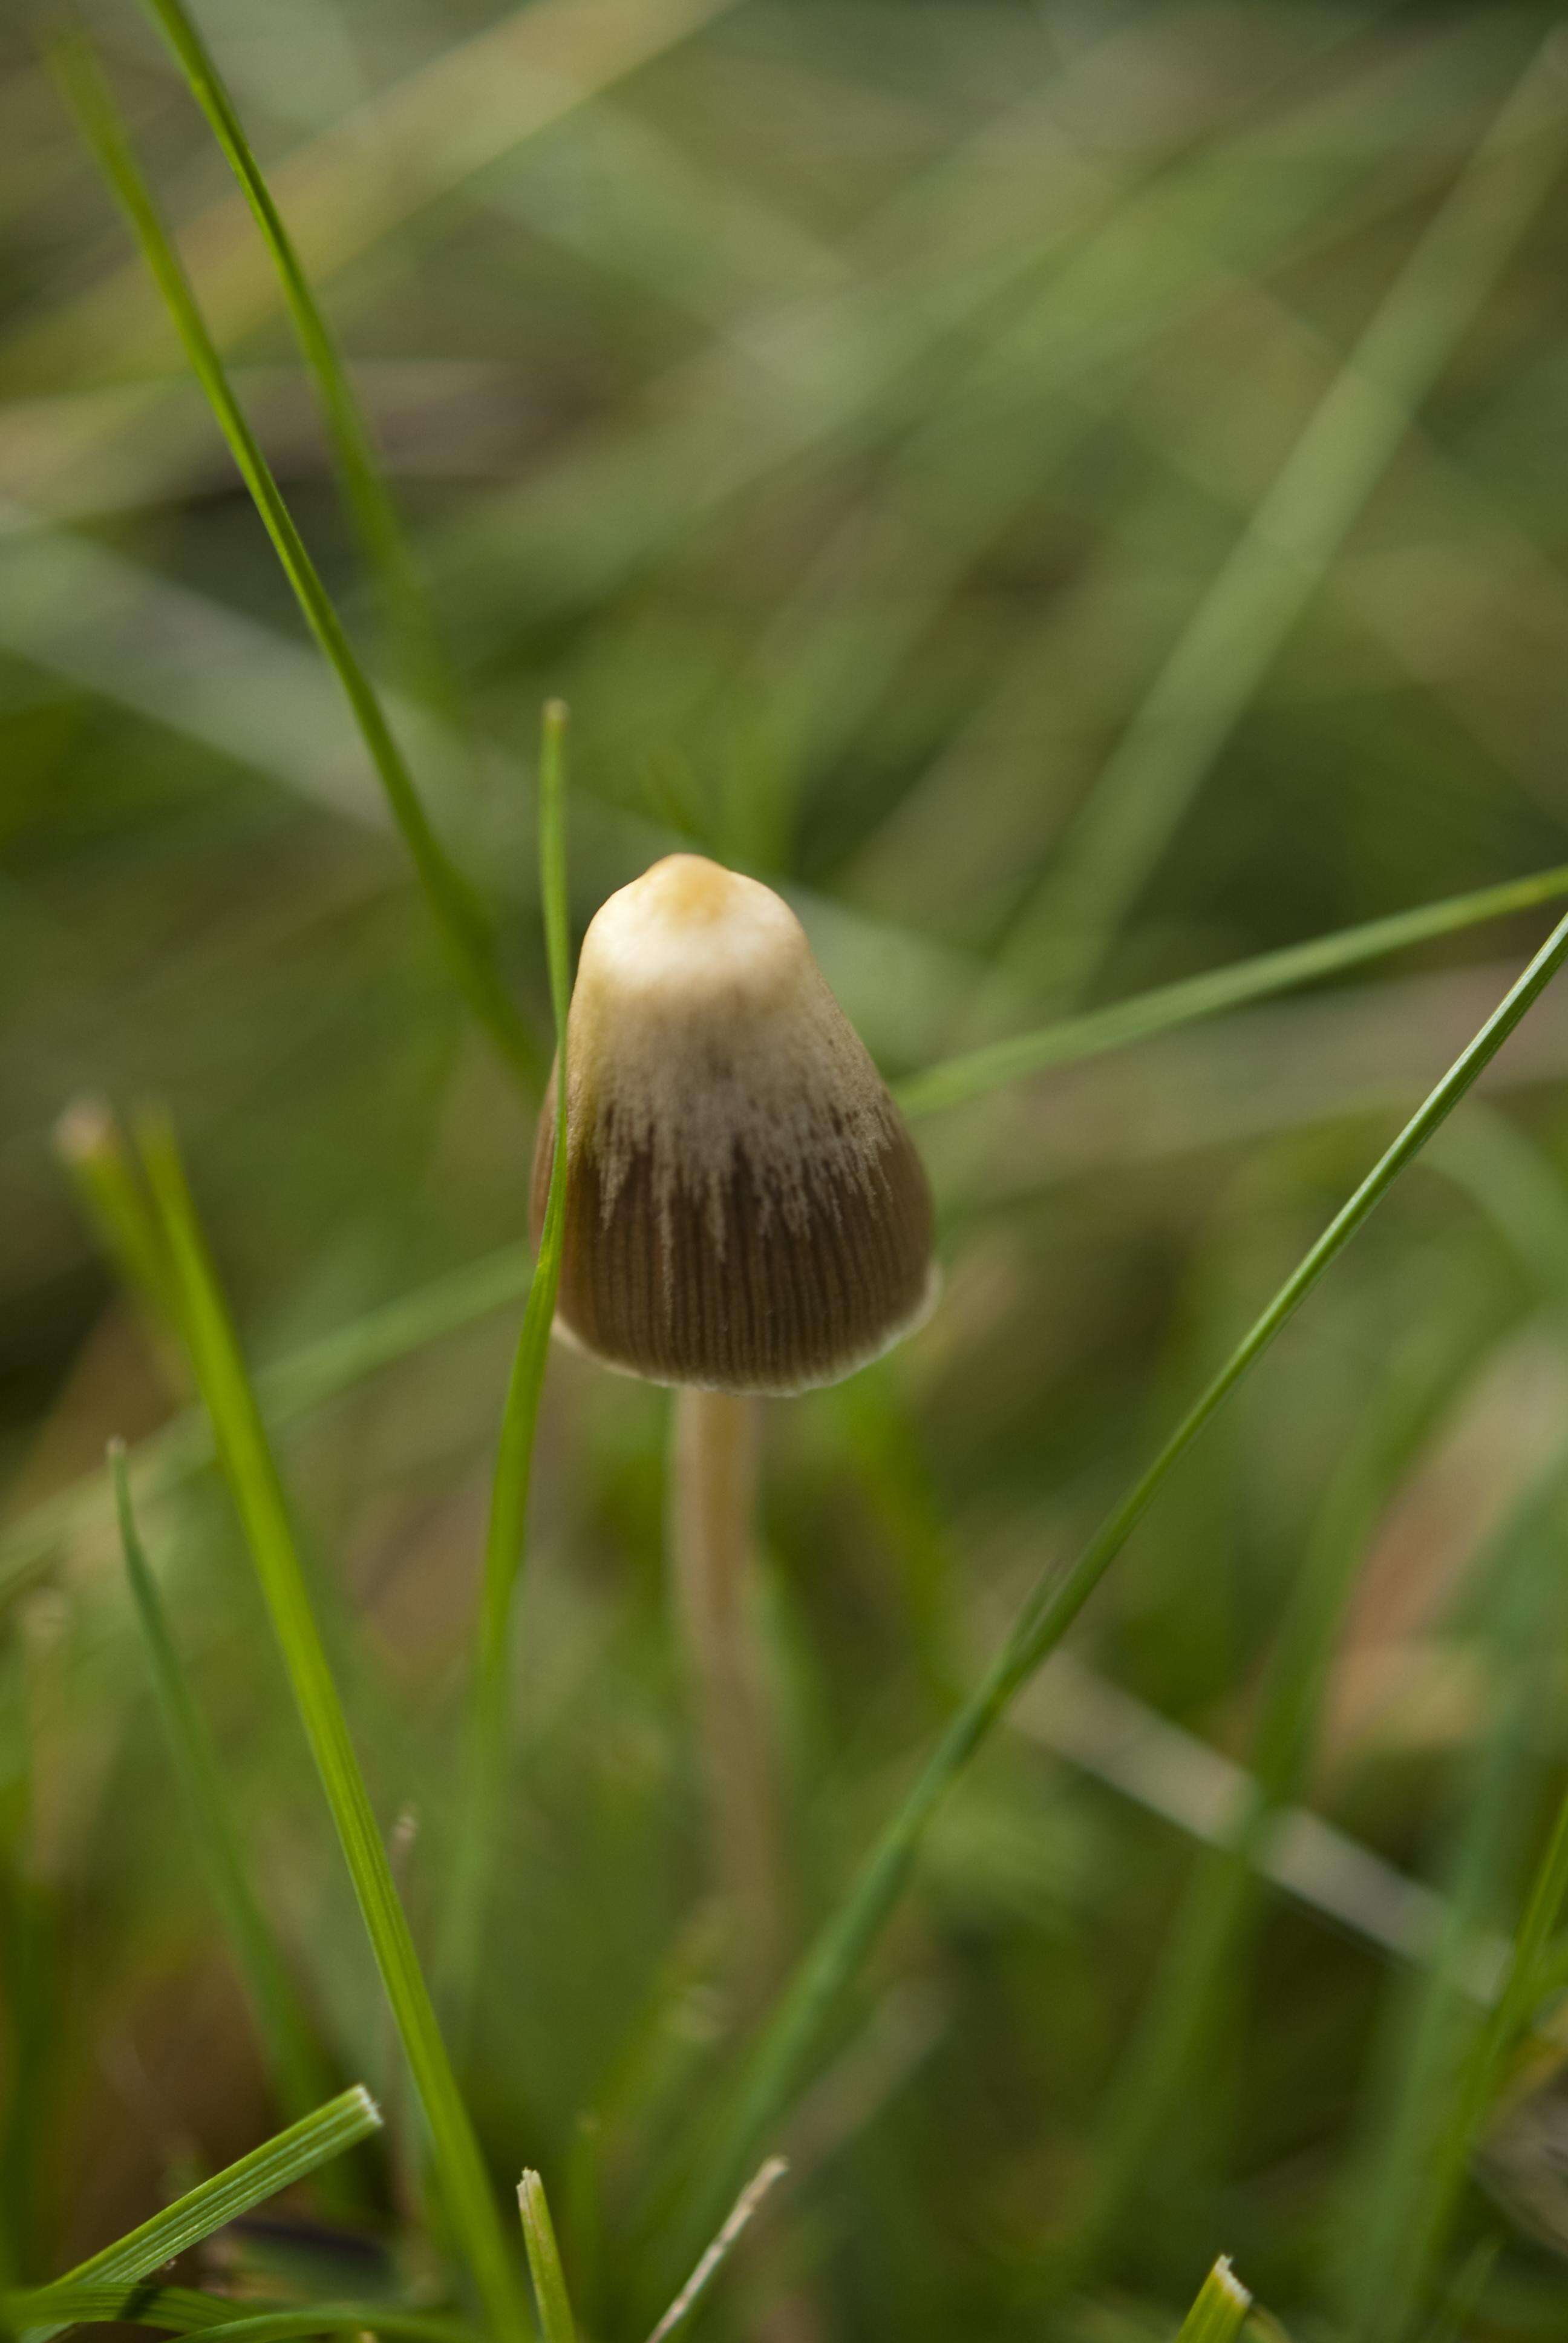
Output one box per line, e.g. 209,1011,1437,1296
130,1116,532,2343
111,1441,340,2137
11,2284,479,2342
664,901,1568,2270
1328,1461,1568,2338
518,2171,577,2343
441,703,572,2017
897,859,1568,1119
134,0,451,706
54,1098,178,1331
58,2088,379,2286
991,31,1568,1009
51,34,537,1091
1174,2258,1252,2343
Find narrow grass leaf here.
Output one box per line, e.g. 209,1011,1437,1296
111,1441,339,2138
518,2171,577,2343
993,31,1568,1008
665,902,1568,2270
442,701,572,2017
131,1115,531,2343
54,1097,178,1331
52,34,537,1090
57,2087,379,2286
12,2284,478,2342
898,859,1568,1119
134,0,450,704
1174,2258,1252,2343
646,2157,788,2343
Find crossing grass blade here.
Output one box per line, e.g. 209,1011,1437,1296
518,2170,578,2343
441,701,572,2020
134,0,451,704
897,858,1568,1119
658,902,1568,2278
51,32,538,1092
111,1441,342,2143
1174,2258,1253,2343
128,1115,532,2343
56,2087,380,2286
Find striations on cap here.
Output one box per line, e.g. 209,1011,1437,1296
531,854,936,1394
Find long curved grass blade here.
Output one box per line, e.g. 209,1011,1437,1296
897,858,1568,1119
111,1442,339,2138
58,2088,379,2286
129,1118,532,2343
11,2284,477,2342
441,703,572,2018
1174,2258,1252,2343
134,0,448,703
51,34,537,1091
662,900,1568,2271
991,30,1568,1010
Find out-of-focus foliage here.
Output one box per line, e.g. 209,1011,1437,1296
7,2,1568,2336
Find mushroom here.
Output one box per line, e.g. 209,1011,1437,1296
530,853,937,1981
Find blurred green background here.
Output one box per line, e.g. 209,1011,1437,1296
8,0,1568,2334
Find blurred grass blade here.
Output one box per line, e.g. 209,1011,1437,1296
131,1116,531,2343
1174,2258,1252,2343
12,2284,480,2341
518,2171,577,2343
51,33,537,1090
994,31,1568,1009
1388,1722,1568,2321
135,0,448,701
110,1441,340,2140
646,2157,788,2343
898,858,1568,1118
54,1097,177,1333
13,2282,250,2333
442,702,572,2018
58,2087,379,2285
665,902,1568,2266
1328,1463,1568,2338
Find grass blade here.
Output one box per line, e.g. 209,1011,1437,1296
130,1117,531,2343
58,2087,379,2286
51,33,537,1091
518,2171,577,2343
897,858,1568,1119
441,701,572,2019
645,2157,788,2343
110,1441,339,2138
992,31,1568,1008
663,899,1568,2271
1174,2258,1252,2343
134,0,449,704
12,2284,479,2341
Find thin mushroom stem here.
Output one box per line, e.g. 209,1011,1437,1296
669,1388,788,1998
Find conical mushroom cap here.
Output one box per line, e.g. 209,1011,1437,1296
531,854,936,1394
